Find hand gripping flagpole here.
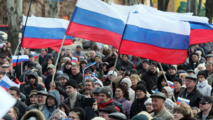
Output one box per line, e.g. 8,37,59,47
159,63,176,103
14,0,33,77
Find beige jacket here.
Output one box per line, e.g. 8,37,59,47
151,107,174,120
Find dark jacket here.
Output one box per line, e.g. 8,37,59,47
194,108,213,120
41,90,60,120
141,70,158,94
116,60,134,71
39,53,50,67
63,92,86,108
69,72,83,85
22,72,45,97
178,87,203,107
130,96,148,118
98,99,123,113
14,100,27,120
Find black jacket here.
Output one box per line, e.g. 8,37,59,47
14,100,27,120
141,70,158,94
63,92,86,108
130,96,148,118
69,72,83,85
194,108,213,119
22,72,45,97
116,60,134,71
178,87,203,107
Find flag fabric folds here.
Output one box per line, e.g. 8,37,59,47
66,0,126,49
119,13,190,64
22,16,73,49
12,55,29,67
30,51,38,59
177,97,190,105
0,75,20,91
0,87,16,119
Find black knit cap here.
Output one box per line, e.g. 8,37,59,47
197,71,207,79
130,69,138,74
173,77,183,85
135,85,147,94
150,61,157,67
65,80,77,89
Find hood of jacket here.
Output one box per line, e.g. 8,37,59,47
46,90,60,107
197,80,208,88
163,86,173,99
27,71,38,86
21,109,45,120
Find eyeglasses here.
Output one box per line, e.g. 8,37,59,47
199,102,209,105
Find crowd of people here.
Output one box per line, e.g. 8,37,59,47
1,42,213,120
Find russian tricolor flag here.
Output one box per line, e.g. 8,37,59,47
72,57,78,63
66,0,126,49
119,13,190,64
12,55,29,67
0,75,20,91
30,51,38,59
22,16,73,49
177,97,190,105
167,81,174,89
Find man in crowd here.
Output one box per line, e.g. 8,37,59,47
45,64,56,91
173,77,183,100
151,92,174,120
8,87,27,120
85,80,95,92
178,75,203,107
8,107,19,120
194,96,213,119
72,45,86,59
69,63,83,84
116,54,133,71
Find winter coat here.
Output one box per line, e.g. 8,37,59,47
207,74,213,86
98,99,123,113
130,96,148,118
14,100,27,120
178,87,203,107
114,98,132,119
39,53,50,66
63,92,86,109
41,90,60,120
69,72,83,85
141,70,158,94
194,108,213,120
197,80,212,96
116,60,134,71
21,109,45,120
151,107,174,120
22,72,45,97
129,88,135,102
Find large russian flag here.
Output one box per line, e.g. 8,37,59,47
119,13,190,64
0,75,20,91
66,0,126,49
12,55,29,67
22,16,73,49
189,22,213,45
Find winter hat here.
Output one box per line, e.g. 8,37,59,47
162,86,173,99
169,65,177,71
121,78,132,88
185,75,197,81
47,64,56,69
2,114,12,120
150,61,157,67
164,98,175,110
135,85,147,94
107,71,117,77
142,59,149,64
65,80,77,89
144,98,152,106
151,92,166,100
92,87,102,94
173,77,183,86
99,86,113,98
197,71,207,79
108,112,126,120
56,74,69,81
132,114,149,120
99,106,118,113
130,69,138,74
137,80,147,88
94,80,103,87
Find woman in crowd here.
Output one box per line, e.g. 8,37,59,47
144,98,153,114
173,102,194,120
51,109,67,120
130,74,141,91
63,61,72,75
114,83,132,119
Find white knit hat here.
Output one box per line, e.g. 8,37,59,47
144,98,152,106
107,71,117,77
121,78,132,88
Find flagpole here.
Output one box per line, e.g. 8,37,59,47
14,0,33,77
51,35,67,85
159,63,176,103
110,54,118,87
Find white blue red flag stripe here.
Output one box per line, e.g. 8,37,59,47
177,97,190,105
12,55,29,67
22,16,73,49
119,13,190,64
0,75,20,91
30,51,38,59
66,0,126,49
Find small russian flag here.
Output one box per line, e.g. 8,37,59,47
177,97,190,105
0,75,20,91
31,51,38,59
12,55,29,67
167,81,174,89
72,57,78,63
